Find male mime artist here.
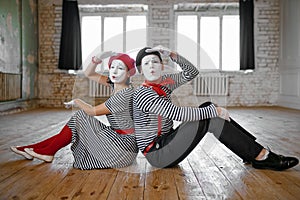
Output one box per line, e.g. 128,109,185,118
132,45,298,170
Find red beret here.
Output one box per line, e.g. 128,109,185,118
108,53,136,76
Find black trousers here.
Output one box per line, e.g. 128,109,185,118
145,102,263,168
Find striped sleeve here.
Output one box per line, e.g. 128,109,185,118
171,54,199,82
105,92,126,114
135,88,218,121
164,54,199,92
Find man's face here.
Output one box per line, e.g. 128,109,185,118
109,60,128,84
141,54,163,82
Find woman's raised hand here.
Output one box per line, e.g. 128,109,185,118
95,51,118,60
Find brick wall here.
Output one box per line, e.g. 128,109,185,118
38,0,280,107
38,3,89,108
225,0,280,107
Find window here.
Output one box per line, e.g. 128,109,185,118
175,3,239,71
222,15,239,70
81,16,102,63
80,5,147,71
200,16,220,69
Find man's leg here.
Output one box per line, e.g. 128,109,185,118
208,117,263,162
208,117,299,170
145,120,209,168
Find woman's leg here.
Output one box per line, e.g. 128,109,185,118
24,125,72,162
29,125,72,155
11,125,71,160
13,135,61,152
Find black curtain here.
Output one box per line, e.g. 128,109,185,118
239,0,254,70
58,0,82,70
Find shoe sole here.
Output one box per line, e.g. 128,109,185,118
24,148,53,163
252,161,299,171
10,146,33,160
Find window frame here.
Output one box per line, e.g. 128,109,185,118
79,5,147,71
80,12,147,53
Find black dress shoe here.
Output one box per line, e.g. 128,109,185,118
252,151,299,171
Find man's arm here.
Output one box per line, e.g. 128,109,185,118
170,53,199,82
135,87,218,122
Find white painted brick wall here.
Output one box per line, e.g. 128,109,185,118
38,0,280,107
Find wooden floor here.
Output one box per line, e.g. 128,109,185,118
0,107,299,200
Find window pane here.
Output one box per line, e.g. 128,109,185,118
177,15,198,67
81,16,101,63
104,17,123,53
177,15,197,42
126,16,146,31
126,16,146,56
222,15,239,71
200,17,220,69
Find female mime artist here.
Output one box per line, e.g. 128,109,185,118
11,52,138,169
133,46,298,171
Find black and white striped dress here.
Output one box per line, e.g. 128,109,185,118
133,55,218,152
67,87,138,170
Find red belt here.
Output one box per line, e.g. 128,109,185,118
143,140,156,156
115,128,135,135
143,116,162,156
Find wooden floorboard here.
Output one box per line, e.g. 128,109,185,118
0,107,299,200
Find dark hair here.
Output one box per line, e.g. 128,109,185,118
106,77,131,87
135,47,162,73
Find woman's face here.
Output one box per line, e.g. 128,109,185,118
141,54,163,82
109,59,129,84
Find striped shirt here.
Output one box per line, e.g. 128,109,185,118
105,87,134,131
68,87,138,169
133,55,218,152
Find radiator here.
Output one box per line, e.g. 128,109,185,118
193,74,228,96
89,80,111,97
0,73,21,101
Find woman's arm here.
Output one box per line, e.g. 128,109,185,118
84,61,109,86
74,99,111,116
83,51,116,86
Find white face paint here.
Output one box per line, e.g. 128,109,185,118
141,55,163,82
109,59,128,84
